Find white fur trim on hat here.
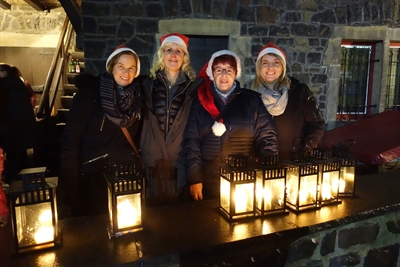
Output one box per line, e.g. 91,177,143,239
105,47,141,78
206,50,242,81
257,47,286,65
161,36,187,49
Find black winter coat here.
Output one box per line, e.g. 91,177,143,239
139,72,203,199
272,77,325,161
60,73,140,179
0,76,37,150
184,82,278,198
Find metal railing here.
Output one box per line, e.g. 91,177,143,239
386,48,400,111
36,16,74,120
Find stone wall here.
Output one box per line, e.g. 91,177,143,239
80,0,400,120
285,204,400,267
0,4,65,47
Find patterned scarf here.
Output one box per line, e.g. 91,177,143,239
256,83,289,116
99,72,140,128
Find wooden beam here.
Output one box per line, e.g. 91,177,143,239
0,0,11,10
23,0,45,11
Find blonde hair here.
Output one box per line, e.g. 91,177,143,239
251,53,291,90
149,43,196,81
106,51,139,73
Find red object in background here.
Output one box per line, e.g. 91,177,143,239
321,110,400,165
0,148,9,226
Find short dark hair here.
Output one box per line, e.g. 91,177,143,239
211,55,237,72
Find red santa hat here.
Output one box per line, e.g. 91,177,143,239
160,33,189,51
205,50,242,81
105,44,141,78
256,42,286,65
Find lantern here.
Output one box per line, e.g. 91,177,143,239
284,150,320,212
312,147,342,206
332,140,357,197
104,161,144,238
255,154,288,216
8,167,60,253
220,155,256,221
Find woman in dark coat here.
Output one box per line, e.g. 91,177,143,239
0,63,38,184
184,50,278,200
251,43,325,161
139,33,202,205
60,45,142,216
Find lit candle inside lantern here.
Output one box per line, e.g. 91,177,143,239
34,209,54,244
263,187,272,210
117,199,140,229
234,183,254,213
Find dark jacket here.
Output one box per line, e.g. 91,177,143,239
273,77,325,161
184,82,278,198
0,76,37,150
139,72,203,199
60,73,140,179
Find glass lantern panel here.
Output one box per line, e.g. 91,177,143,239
286,167,300,206
116,194,141,229
255,170,263,210
299,174,318,206
339,166,355,194
220,177,231,212
234,183,254,213
321,170,340,201
15,202,54,247
108,186,113,225
264,179,285,211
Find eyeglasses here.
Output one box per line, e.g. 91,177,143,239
213,68,235,76
163,48,185,56
261,61,282,68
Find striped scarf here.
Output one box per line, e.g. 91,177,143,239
99,72,140,128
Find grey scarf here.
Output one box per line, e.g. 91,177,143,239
256,84,289,116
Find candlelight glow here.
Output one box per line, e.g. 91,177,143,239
117,198,140,229
234,183,254,213
34,210,54,244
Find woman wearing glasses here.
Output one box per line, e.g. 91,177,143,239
251,43,325,161
140,33,202,205
184,50,278,200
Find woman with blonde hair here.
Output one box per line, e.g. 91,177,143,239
251,43,325,161
140,33,202,205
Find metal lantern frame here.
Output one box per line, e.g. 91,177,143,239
337,156,357,197
255,155,288,216
332,139,357,197
9,167,60,253
104,161,144,238
284,160,320,212
220,155,257,221
313,158,342,206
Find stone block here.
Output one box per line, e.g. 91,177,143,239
256,6,279,24
286,238,318,263
338,222,379,249
364,244,400,267
386,219,400,234
320,230,336,256
329,252,361,267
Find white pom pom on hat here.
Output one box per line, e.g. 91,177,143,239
256,42,286,66
105,44,141,78
205,50,242,81
160,33,189,51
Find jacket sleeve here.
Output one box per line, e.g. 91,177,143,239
60,81,95,179
253,97,278,156
184,99,204,185
301,84,326,148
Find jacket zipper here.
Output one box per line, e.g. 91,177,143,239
100,115,105,131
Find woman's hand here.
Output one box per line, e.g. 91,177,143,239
190,183,203,201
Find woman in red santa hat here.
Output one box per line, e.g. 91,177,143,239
251,43,325,161
184,50,278,200
139,33,203,205
60,44,142,216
